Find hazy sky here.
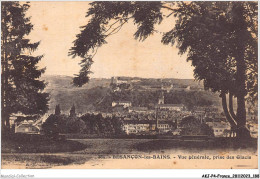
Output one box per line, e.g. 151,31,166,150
27,1,195,79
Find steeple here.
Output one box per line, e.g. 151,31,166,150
158,91,164,104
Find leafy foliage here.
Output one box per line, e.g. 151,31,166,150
69,1,257,101
42,112,125,137
42,114,66,137
180,116,214,136
69,2,257,138
1,2,49,129
80,113,124,136
69,2,163,86
165,91,214,110
161,2,257,102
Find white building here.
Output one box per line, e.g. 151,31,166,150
111,77,128,84
157,121,175,133
122,120,152,134
15,120,40,134
122,120,175,134
122,120,157,134
156,104,184,111
112,101,132,108
172,128,182,135
207,122,231,137
128,107,148,113
157,92,184,111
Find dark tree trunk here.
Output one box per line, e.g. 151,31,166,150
1,117,5,129
1,59,6,131
229,93,237,121
233,3,251,140
1,111,10,137
1,31,10,133
236,52,247,130
5,113,10,130
2,111,6,131
221,92,237,128
236,59,251,139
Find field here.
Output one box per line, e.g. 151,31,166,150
1,138,258,169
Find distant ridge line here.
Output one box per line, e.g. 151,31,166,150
42,74,195,80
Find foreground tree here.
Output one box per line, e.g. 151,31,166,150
1,2,49,132
69,2,257,139
162,2,257,139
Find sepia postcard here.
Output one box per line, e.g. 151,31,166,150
1,0,258,173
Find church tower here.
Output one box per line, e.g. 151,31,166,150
158,91,164,104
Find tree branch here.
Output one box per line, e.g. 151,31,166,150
105,19,128,37
105,16,132,34
105,19,122,33
160,5,176,12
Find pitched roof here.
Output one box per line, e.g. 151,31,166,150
113,101,131,103
129,107,148,111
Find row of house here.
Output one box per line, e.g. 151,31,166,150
121,117,233,137
122,120,175,135
156,104,184,111
11,113,257,138
111,102,185,112
113,93,233,137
